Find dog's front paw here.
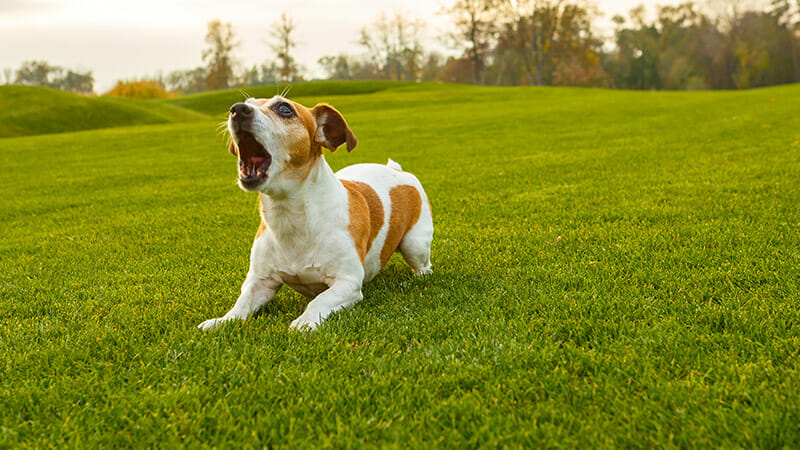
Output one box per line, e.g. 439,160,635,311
289,315,319,331
198,317,230,331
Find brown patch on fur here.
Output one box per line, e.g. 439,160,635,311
292,100,322,163
380,185,422,267
342,180,384,264
256,222,266,238
268,100,319,182
256,194,267,238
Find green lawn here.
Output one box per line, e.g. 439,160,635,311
1,82,799,447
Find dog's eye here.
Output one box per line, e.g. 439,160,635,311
277,103,294,118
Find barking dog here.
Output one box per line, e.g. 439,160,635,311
198,97,433,330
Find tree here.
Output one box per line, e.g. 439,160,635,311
602,1,798,90
359,11,427,81
439,56,475,83
770,0,800,81
495,0,536,84
202,19,238,90
59,70,94,93
728,10,796,88
14,60,93,93
421,52,446,81
492,0,605,86
442,0,498,84
318,54,353,79
239,62,280,87
104,79,172,98
548,3,609,87
654,3,707,89
15,61,54,87
269,12,300,82
166,67,206,94
318,53,383,80
527,1,563,85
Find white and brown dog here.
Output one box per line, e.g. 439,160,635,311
198,97,433,330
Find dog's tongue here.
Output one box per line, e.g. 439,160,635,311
250,156,266,166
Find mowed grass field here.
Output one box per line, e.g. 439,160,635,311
1,81,799,447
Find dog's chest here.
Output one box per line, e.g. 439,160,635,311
277,267,330,298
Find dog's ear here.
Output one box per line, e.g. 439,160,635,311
228,141,237,156
312,104,357,152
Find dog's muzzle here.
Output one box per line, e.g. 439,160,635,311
229,103,272,190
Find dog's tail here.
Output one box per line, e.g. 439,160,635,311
386,158,402,171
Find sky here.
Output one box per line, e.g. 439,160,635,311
0,0,726,92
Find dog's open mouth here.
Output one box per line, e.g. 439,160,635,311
235,132,272,189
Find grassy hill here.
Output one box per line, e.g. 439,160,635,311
0,85,209,137
165,80,414,117
1,82,799,447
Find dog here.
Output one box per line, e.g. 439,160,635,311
198,96,433,330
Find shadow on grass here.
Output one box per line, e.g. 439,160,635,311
251,254,494,329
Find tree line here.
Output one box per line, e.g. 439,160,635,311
321,0,800,90
3,0,799,95
3,61,94,93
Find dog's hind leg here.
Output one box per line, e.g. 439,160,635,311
398,216,433,276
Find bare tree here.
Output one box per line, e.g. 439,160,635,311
705,0,770,28
2,68,11,85
442,0,498,84
359,11,426,81
270,12,300,82
497,0,537,84
202,19,238,90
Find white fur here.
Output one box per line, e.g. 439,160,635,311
198,97,433,331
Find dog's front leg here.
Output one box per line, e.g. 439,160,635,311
289,277,364,331
198,273,282,330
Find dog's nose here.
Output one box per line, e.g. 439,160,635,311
230,103,253,120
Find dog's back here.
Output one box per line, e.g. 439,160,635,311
337,160,433,281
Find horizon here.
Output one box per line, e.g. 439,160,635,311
0,0,727,93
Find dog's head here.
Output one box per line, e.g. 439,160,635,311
227,96,357,193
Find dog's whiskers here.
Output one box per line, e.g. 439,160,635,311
216,121,229,137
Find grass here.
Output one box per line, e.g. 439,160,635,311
1,82,799,447
0,85,208,137
165,80,412,118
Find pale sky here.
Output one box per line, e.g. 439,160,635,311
0,0,726,92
